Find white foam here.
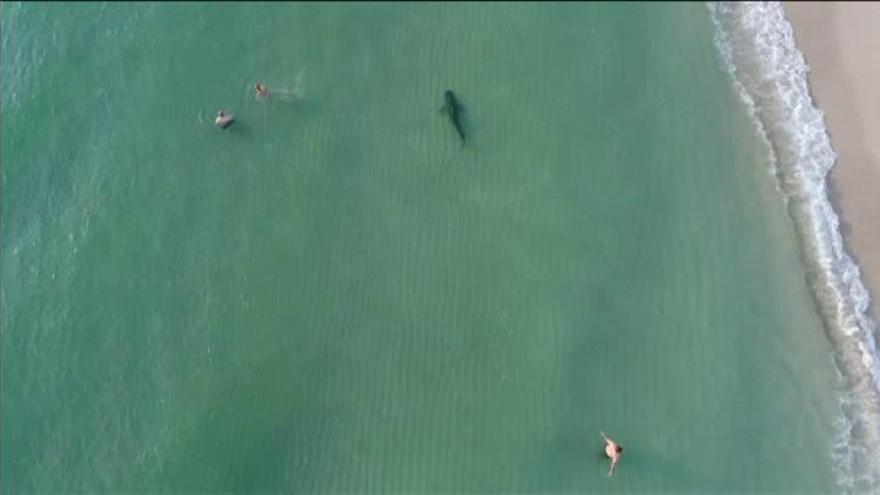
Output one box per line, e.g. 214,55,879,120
708,2,880,492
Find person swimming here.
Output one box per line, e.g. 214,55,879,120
215,110,235,129
601,432,623,477
255,81,300,100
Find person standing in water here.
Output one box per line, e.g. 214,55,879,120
214,110,235,129
255,82,268,98
601,431,623,477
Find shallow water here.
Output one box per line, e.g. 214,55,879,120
1,2,839,492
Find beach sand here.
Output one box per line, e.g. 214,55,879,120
785,2,880,320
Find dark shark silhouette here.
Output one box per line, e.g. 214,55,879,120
440,90,465,147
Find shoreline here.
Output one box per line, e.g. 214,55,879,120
708,3,880,489
784,2,880,324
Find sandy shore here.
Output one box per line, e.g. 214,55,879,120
785,2,880,320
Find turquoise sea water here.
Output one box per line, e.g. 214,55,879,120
1,2,842,492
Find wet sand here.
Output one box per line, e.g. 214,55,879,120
785,2,880,320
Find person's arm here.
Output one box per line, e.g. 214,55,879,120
600,431,609,441
608,456,618,477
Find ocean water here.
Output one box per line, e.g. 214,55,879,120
0,2,859,492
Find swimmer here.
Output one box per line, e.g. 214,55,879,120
215,110,235,129
255,82,268,98
601,431,623,477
